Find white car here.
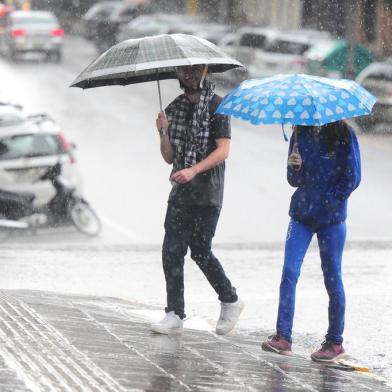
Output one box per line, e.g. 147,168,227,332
217,27,335,83
217,27,282,82
0,105,82,207
355,61,392,133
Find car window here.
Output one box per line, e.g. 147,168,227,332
11,15,57,24
239,33,266,49
0,134,60,161
266,39,310,55
118,8,136,19
362,73,392,82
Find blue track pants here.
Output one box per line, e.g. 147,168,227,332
276,219,347,344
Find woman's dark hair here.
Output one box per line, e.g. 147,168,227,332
321,120,351,152
295,121,351,152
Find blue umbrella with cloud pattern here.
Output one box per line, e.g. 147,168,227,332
216,74,376,138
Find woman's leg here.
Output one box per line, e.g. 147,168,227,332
317,222,347,344
277,219,313,341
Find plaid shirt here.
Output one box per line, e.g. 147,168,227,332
165,81,215,173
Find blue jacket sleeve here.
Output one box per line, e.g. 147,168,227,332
324,129,361,208
287,136,304,187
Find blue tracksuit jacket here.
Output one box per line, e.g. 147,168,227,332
287,127,361,228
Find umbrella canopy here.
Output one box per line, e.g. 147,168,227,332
216,73,376,126
70,33,243,89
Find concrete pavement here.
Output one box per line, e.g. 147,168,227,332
0,289,390,392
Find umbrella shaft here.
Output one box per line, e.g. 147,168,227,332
157,79,162,112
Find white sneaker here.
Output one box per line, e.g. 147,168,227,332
216,299,244,335
150,311,183,335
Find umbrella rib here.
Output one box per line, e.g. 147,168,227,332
296,78,321,125
124,41,141,82
170,35,192,67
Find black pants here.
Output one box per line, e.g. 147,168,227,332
162,203,237,319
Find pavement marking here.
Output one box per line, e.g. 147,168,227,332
86,301,388,391
0,293,125,392
80,300,262,391
74,304,193,391
183,344,258,392
93,302,309,391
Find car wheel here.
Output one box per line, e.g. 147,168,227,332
8,48,18,62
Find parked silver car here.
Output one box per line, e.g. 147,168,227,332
0,105,82,206
116,13,206,43
116,13,184,42
82,0,152,53
0,10,64,62
355,61,392,133
217,26,334,84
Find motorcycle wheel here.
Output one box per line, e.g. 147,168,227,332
69,201,102,237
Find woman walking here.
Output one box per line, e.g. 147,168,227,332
262,120,361,362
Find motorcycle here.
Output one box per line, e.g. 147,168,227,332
0,163,101,240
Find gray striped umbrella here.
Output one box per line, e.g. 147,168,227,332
70,33,243,109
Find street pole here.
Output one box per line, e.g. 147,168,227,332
186,0,198,15
345,0,356,79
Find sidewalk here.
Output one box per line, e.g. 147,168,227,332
0,290,390,392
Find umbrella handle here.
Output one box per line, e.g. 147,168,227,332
156,77,166,135
157,78,162,112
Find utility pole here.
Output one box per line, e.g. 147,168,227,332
186,0,198,15
345,0,356,79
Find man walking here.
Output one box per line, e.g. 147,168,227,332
151,64,243,335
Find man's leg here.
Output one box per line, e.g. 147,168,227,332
162,204,190,320
151,204,190,335
189,206,242,335
189,206,237,302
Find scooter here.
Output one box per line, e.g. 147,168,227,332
0,163,101,240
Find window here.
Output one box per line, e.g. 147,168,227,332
0,134,61,161
11,14,57,25
266,40,310,55
240,33,266,49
